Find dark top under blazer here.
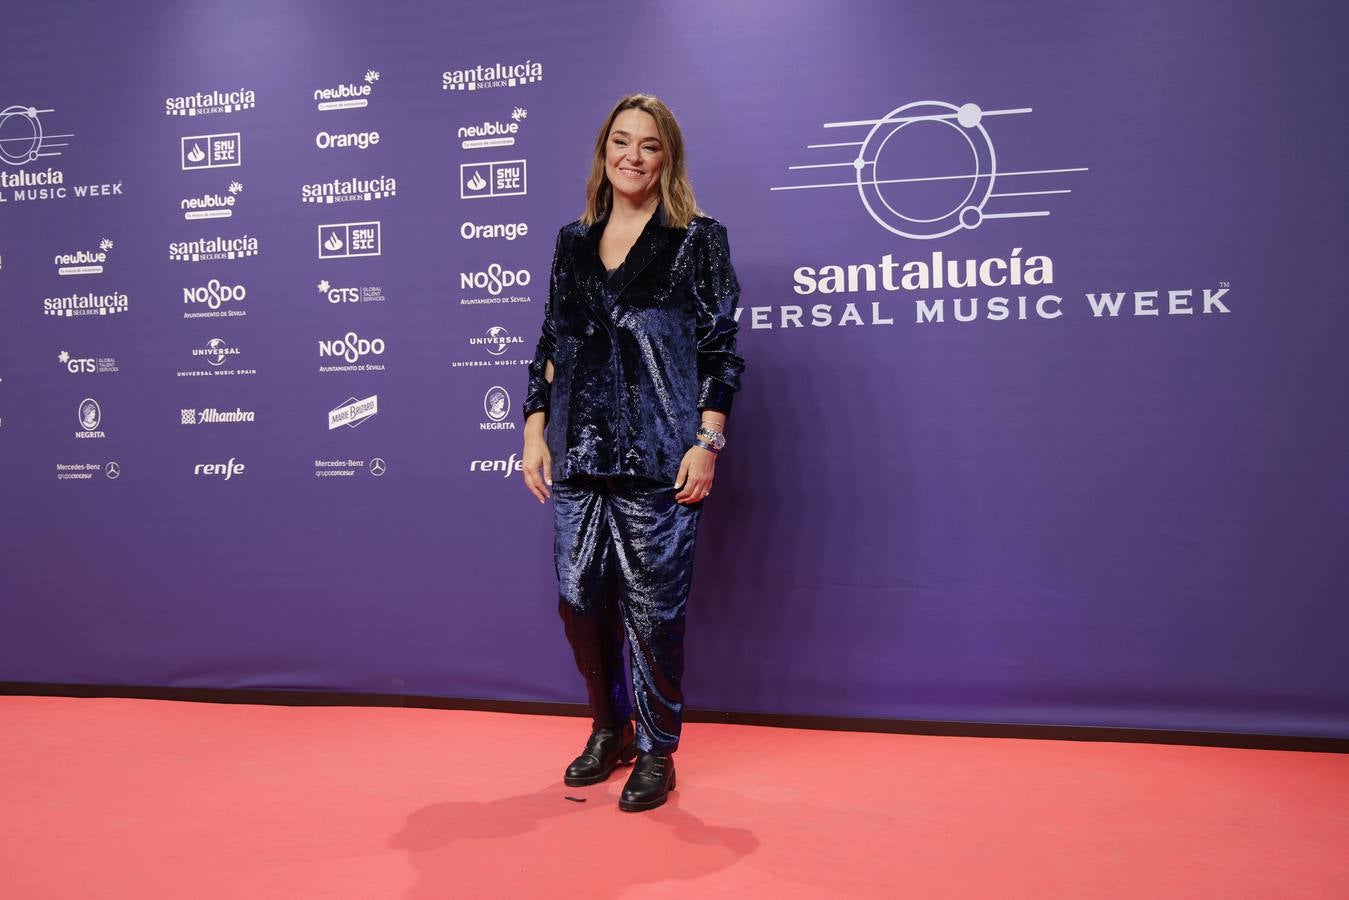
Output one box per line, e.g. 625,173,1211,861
523,203,746,485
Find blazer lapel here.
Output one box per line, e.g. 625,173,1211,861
584,202,676,304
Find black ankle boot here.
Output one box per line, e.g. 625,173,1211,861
564,724,636,786
618,752,676,812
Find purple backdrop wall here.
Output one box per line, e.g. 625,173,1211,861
2,0,1346,738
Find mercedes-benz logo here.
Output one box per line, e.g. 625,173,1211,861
104,461,120,479
369,457,386,477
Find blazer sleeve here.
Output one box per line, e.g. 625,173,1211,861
692,221,747,416
522,227,567,421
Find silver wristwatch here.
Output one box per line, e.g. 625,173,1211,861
696,425,726,452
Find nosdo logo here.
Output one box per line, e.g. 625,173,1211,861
469,326,526,356
183,278,246,315
460,221,529,241
165,88,256,117
315,70,379,111
461,263,530,294
315,130,380,151
460,107,526,150
169,234,258,263
54,238,112,275
301,174,396,204
182,180,242,219
772,99,1086,240
194,457,246,480
442,59,543,92
319,331,385,364
181,133,241,171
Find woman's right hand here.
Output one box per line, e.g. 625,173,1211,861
522,417,552,503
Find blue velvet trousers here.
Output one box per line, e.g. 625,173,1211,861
553,475,703,755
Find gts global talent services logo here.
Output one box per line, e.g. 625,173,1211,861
54,238,113,275
165,87,256,117
315,70,379,111
442,59,543,92
317,279,385,304
58,350,118,374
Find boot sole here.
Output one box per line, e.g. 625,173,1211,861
563,744,636,787
618,771,676,812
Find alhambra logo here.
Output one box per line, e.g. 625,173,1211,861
772,100,1086,240
165,88,256,117
315,70,379,111
442,59,543,92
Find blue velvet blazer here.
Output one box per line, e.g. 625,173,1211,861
523,203,746,485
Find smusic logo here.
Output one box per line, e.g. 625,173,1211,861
318,222,381,259
181,133,241,171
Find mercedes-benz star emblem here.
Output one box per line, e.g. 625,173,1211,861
369,457,386,477
104,461,120,479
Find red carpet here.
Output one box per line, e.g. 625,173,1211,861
1,696,1345,898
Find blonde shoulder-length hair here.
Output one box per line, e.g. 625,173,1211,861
580,93,702,229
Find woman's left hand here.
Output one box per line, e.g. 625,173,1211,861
674,445,717,504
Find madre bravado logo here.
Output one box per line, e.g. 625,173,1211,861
0,105,124,203
766,99,1231,329
165,87,255,117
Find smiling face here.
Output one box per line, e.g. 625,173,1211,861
604,108,665,204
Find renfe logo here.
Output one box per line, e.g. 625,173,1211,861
194,457,246,479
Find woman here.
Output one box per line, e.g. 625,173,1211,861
521,93,745,812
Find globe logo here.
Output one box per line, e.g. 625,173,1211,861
773,100,1087,239
206,338,230,366
485,325,510,356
